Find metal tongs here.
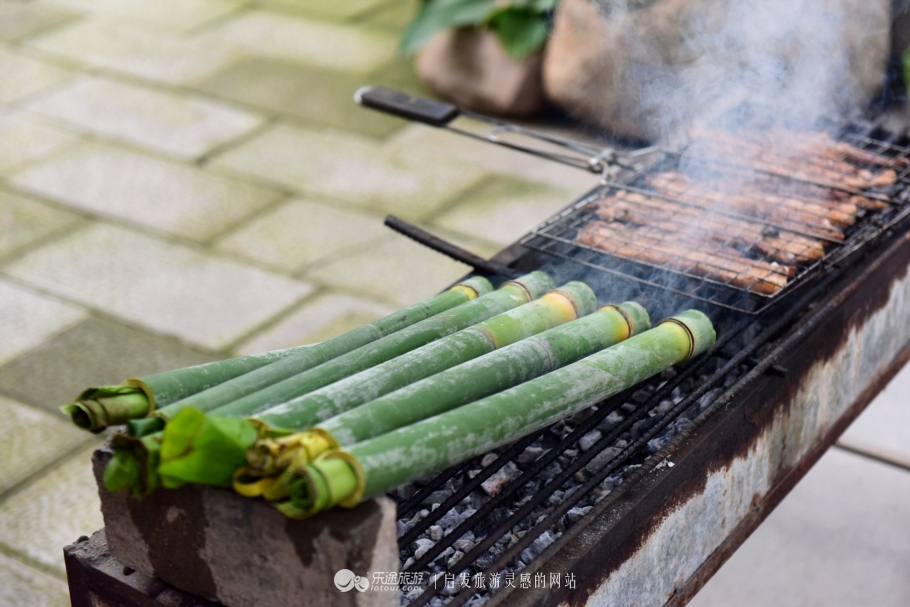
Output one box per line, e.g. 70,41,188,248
354,86,658,183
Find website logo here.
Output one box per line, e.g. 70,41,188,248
334,569,370,592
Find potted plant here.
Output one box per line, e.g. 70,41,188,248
401,0,559,117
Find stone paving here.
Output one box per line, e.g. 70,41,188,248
0,1,598,603
0,1,906,605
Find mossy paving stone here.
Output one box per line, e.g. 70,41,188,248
192,56,425,138
0,317,217,417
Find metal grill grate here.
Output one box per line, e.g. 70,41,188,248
520,129,910,314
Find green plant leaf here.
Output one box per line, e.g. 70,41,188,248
490,8,549,59
400,0,499,54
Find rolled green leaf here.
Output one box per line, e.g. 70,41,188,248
159,281,596,490
126,276,495,436
278,309,715,518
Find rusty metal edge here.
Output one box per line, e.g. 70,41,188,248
662,339,910,607
487,225,910,607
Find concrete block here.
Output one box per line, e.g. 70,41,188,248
94,447,399,607
0,190,81,259
0,2,79,43
47,0,246,33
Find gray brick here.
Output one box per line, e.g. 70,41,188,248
0,317,216,415
305,236,470,307
0,47,72,106
432,177,575,247
235,291,395,355
0,279,87,367
212,124,486,220
0,445,104,572
0,552,69,607
0,2,79,43
194,9,397,73
193,56,417,138
4,223,314,350
23,75,263,159
0,114,79,173
0,190,82,260
0,395,89,496
10,142,282,241
214,198,388,272
28,17,240,84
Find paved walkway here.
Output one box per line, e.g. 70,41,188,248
0,1,906,606
0,1,597,604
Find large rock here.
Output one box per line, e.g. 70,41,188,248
416,28,544,117
543,0,891,141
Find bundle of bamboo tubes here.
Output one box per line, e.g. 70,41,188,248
66,270,715,519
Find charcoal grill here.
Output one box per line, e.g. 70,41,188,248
356,87,910,607
65,89,910,607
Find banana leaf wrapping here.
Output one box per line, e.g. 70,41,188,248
158,281,599,491
275,310,715,518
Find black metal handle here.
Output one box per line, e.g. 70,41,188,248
383,215,520,279
355,86,460,127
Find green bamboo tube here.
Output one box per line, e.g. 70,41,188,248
104,273,551,496
125,276,495,437
236,300,648,500
277,310,715,518
202,272,553,421
61,343,321,433
314,301,649,446
159,282,597,492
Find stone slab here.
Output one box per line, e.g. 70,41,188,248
0,551,69,607
432,176,575,248
3,223,314,349
0,46,72,106
193,57,415,138
28,17,240,85
0,190,82,260
235,292,394,356
0,113,79,173
94,447,399,607
0,1,79,43
23,75,263,160
213,124,485,219
0,445,104,572
0,317,216,414
306,236,470,308
10,142,283,241
0,394,89,496
214,198,388,272
194,10,397,73
0,279,87,367
689,448,910,607
840,359,910,458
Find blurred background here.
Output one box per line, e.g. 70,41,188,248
0,1,906,605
